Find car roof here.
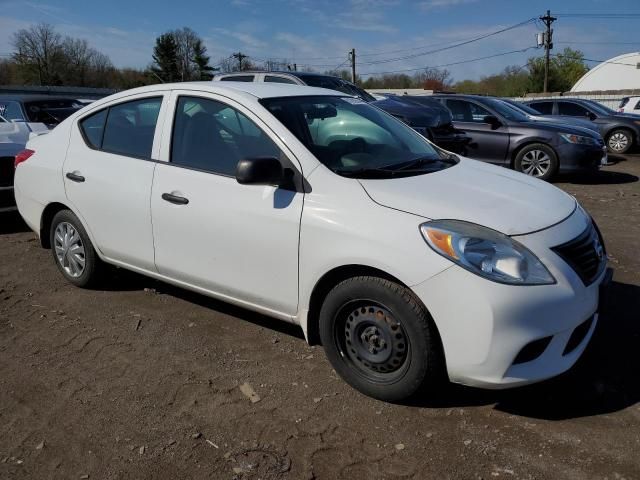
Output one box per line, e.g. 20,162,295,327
87,82,345,110
0,94,79,103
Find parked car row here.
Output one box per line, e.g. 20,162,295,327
14,82,611,402
523,97,640,155
0,95,85,212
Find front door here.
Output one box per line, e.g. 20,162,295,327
445,98,510,165
151,93,303,316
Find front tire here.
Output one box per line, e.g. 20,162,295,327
514,143,558,181
319,276,443,402
606,129,632,154
50,210,102,288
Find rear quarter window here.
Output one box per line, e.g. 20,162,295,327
79,109,108,148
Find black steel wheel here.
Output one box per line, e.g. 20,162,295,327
319,276,443,402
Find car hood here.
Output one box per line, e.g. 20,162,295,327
527,115,600,134
359,158,576,236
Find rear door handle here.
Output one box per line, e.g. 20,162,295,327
66,172,85,183
161,193,189,205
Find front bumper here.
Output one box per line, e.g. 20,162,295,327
412,209,610,389
556,142,606,173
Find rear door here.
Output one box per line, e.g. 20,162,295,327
63,92,169,270
444,98,510,164
150,91,303,315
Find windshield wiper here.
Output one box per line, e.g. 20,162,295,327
389,155,457,171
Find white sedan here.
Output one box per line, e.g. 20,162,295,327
14,82,611,401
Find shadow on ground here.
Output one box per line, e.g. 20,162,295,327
0,212,29,234
557,169,638,185
408,280,640,420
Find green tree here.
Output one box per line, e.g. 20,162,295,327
527,47,588,93
151,33,179,83
192,38,215,80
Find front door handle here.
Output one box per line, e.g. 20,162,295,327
66,172,85,183
161,193,189,205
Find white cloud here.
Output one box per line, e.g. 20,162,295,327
419,0,479,10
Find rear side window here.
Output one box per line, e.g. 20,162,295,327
558,102,590,117
171,96,280,176
80,109,108,148
634,100,640,110
220,75,254,82
101,98,162,158
530,102,553,115
265,75,297,84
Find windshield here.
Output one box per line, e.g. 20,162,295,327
25,99,83,124
260,95,455,178
484,98,529,122
503,100,540,116
582,100,615,116
295,75,376,102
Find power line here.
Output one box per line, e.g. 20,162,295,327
358,18,537,66
359,46,537,77
556,41,640,46
551,53,639,67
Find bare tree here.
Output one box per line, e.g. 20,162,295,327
12,23,65,85
417,67,452,90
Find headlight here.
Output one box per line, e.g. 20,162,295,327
560,133,599,146
420,220,555,285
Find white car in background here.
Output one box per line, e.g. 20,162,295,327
617,96,640,114
13,82,611,401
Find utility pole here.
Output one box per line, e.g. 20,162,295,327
349,48,356,84
539,10,556,93
232,52,248,71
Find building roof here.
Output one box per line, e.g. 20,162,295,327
571,52,640,92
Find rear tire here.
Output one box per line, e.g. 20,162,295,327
514,143,558,181
606,129,632,154
49,210,102,288
319,276,443,402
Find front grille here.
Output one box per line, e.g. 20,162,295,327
552,222,606,286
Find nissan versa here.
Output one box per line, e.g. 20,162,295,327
14,83,611,401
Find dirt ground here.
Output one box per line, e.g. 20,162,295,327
1,156,639,480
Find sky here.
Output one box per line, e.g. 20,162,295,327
0,0,639,82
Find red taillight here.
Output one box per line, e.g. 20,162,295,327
14,149,35,169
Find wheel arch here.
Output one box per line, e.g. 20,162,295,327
304,264,440,347
40,202,71,249
510,140,558,168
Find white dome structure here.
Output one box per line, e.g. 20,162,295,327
571,52,640,92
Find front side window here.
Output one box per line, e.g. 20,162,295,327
101,97,162,158
446,99,492,123
558,102,591,117
260,95,453,178
171,96,280,176
635,100,640,110
0,101,25,121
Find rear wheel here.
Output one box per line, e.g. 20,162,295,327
514,143,558,181
49,210,102,288
319,276,443,402
606,129,632,154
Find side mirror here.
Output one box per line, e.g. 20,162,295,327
587,112,597,120
483,115,501,128
235,157,284,186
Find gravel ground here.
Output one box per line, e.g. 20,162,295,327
1,156,639,480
